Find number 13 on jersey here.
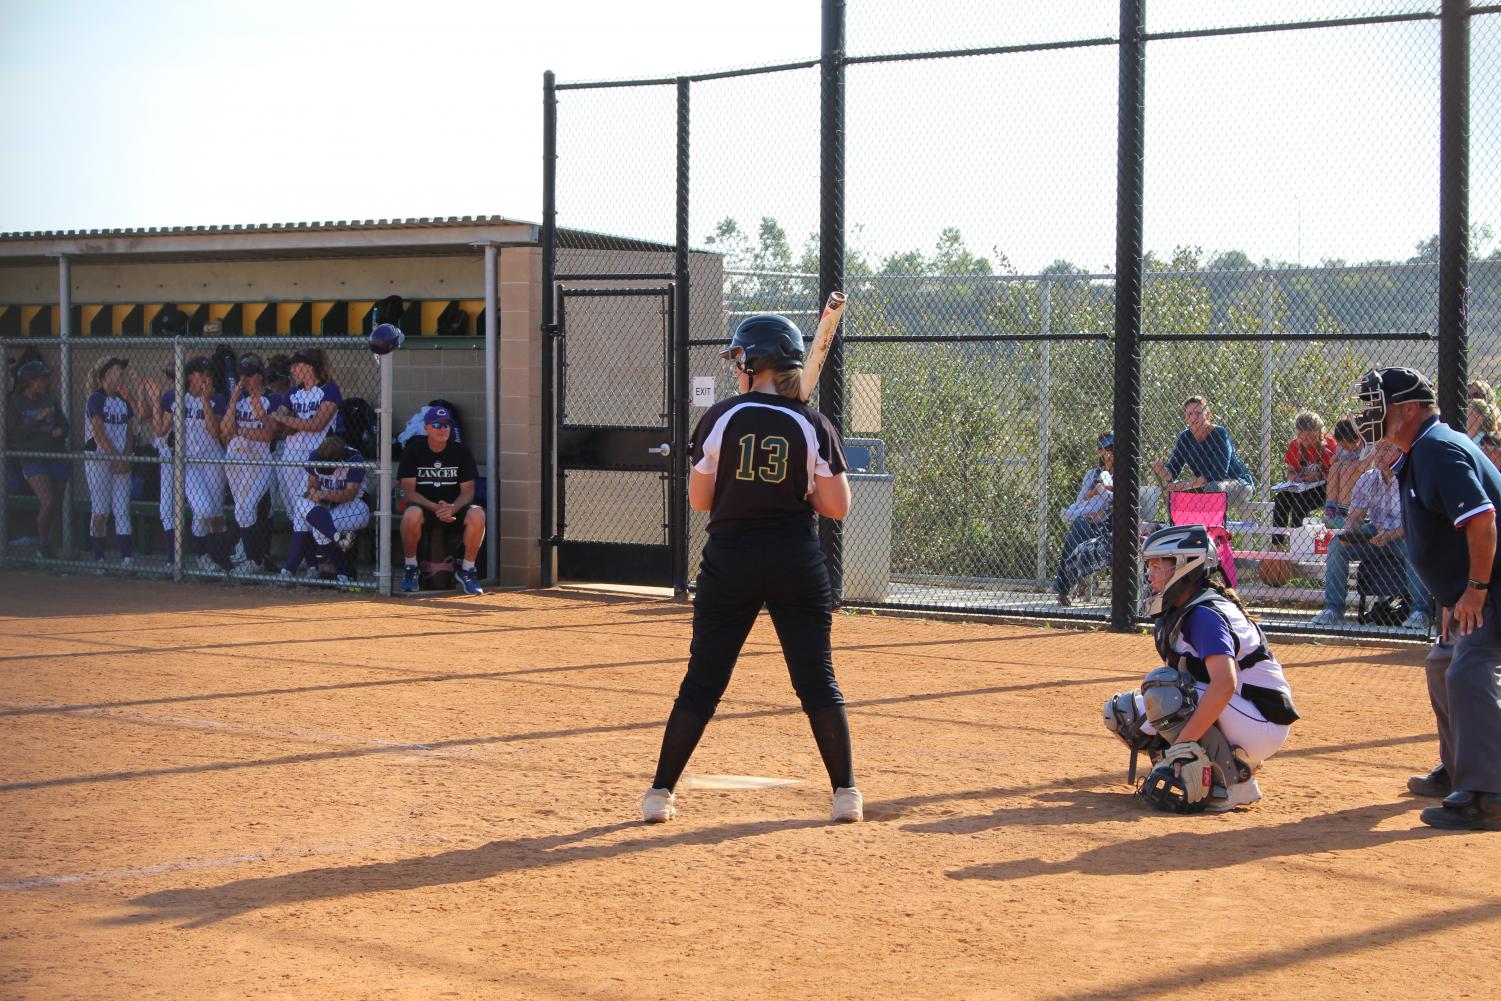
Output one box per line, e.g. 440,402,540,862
735,433,789,484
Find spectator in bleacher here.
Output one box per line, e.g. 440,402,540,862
1465,399,1501,470
1468,380,1494,405
300,435,369,584
1272,410,1335,531
1054,432,1114,606
1144,395,1254,518
6,360,69,559
271,349,343,578
1323,417,1372,526
397,405,484,596
1309,443,1432,631
83,356,136,571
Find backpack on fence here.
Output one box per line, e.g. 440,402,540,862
340,397,379,459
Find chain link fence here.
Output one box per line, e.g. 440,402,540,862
545,1,1499,640
2,337,393,592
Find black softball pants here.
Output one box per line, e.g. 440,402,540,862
675,533,844,718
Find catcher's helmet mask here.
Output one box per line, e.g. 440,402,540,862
1141,523,1217,617
1353,367,1435,444
722,314,805,375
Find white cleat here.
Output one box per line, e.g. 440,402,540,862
1205,777,1262,813
832,786,864,823
641,787,677,823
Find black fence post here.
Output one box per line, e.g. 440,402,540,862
673,76,692,596
1111,0,1146,632
820,0,846,603
541,69,559,587
1438,0,1470,429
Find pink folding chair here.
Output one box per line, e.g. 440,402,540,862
1167,491,1237,587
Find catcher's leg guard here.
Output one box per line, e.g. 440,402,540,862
1196,722,1254,787
1139,667,1199,743
1104,690,1168,783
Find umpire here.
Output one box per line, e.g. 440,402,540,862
1357,368,1501,831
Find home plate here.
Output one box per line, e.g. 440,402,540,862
680,774,802,790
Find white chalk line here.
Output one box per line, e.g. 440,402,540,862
0,698,512,761
0,839,400,891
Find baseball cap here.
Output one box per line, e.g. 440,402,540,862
17,359,50,379
423,405,454,427
237,353,265,376
185,355,214,375
1097,432,1115,449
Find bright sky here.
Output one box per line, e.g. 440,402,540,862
2,1,1495,273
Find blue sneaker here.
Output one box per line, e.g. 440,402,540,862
400,565,419,593
455,567,483,595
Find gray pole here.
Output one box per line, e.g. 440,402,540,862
819,0,847,603
1035,279,1052,583
483,242,499,583
172,339,186,580
58,254,74,557
378,349,395,595
0,338,8,564
1259,273,1274,501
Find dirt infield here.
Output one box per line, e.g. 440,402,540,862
1,572,1497,1000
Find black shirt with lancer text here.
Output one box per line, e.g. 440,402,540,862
397,437,478,505
690,391,848,536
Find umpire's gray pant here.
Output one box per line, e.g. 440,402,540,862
1424,595,1501,795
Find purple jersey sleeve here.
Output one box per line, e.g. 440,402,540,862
321,382,343,407
160,389,175,413
1182,605,1236,659
86,390,105,419
210,393,228,417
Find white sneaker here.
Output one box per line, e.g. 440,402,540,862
278,568,294,582
832,786,864,823
1401,610,1430,632
119,557,133,569
1205,776,1262,813
197,553,220,574
1307,609,1342,627
231,541,247,565
642,787,676,823
231,561,260,578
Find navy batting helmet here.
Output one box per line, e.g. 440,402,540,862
722,314,804,374
369,322,404,356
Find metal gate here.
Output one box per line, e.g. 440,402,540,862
551,285,682,587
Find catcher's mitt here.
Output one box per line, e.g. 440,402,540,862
1137,762,1208,814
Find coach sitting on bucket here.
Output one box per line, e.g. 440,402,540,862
397,405,484,596
1356,367,1501,831
1103,524,1299,813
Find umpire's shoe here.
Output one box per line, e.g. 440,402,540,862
1420,789,1501,831
455,567,484,596
1407,764,1451,798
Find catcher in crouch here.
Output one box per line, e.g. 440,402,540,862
1104,524,1301,813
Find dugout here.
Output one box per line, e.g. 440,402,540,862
0,218,726,590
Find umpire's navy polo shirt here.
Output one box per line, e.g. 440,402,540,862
1394,413,1501,607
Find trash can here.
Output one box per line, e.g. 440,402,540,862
843,438,892,602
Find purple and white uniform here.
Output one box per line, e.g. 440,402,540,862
84,389,133,535
225,391,279,531
161,388,228,537
276,381,342,533
300,444,370,545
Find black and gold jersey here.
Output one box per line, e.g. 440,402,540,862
689,390,848,536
